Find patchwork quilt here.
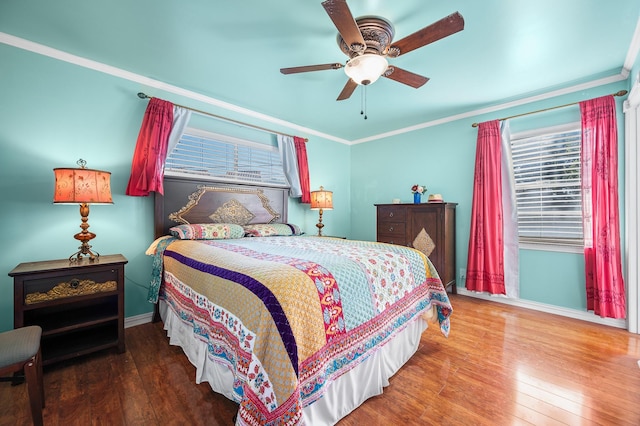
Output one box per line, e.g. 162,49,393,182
153,236,452,425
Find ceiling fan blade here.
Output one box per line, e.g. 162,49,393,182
337,79,358,101
383,66,429,88
322,0,366,52
280,63,343,74
390,12,464,57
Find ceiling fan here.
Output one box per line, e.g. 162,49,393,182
280,0,465,101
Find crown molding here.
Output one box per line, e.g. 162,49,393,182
350,71,628,145
2,28,638,146
0,32,349,145
623,15,640,73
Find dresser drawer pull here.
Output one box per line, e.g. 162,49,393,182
388,226,394,232
388,212,394,218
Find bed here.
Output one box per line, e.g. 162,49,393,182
148,177,453,425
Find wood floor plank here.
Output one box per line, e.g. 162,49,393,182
2,294,640,425
509,396,569,426
110,345,159,425
55,358,93,425
0,379,30,426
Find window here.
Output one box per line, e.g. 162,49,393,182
510,123,583,249
165,127,287,187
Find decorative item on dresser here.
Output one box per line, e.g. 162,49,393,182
376,202,457,293
410,184,427,204
9,254,127,366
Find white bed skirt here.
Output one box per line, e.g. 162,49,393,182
160,300,428,425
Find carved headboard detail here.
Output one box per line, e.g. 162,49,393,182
168,186,281,225
154,178,289,238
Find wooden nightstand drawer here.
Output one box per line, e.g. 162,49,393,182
18,267,120,306
9,254,128,365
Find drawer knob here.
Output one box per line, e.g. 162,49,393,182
389,212,394,218
388,226,394,232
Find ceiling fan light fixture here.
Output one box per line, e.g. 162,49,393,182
344,54,388,85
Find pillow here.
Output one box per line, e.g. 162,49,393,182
145,235,174,255
243,223,303,237
169,223,245,240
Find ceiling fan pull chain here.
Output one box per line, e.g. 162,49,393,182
364,85,368,120
360,85,368,120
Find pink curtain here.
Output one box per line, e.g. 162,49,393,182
466,120,506,294
580,95,626,318
294,136,311,204
125,98,174,196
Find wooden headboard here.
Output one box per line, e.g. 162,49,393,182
154,177,289,238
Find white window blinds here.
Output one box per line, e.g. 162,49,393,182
165,128,288,186
511,123,583,247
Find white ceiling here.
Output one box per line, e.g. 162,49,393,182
1,0,639,142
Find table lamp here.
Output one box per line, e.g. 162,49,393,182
310,186,333,236
53,159,113,262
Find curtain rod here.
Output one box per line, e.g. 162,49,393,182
470,90,628,128
137,92,308,142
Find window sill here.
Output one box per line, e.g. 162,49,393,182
519,242,583,254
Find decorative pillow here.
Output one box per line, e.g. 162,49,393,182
243,223,303,237
169,223,245,240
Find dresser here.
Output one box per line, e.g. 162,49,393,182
375,203,457,293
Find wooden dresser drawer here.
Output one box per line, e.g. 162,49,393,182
377,205,406,222
376,221,405,237
377,234,407,246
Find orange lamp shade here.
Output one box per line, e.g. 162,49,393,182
53,167,113,204
310,187,333,210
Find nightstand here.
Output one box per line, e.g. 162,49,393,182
9,254,128,366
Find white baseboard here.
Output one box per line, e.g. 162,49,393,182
456,287,627,329
125,312,154,329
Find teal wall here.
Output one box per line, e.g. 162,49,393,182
0,39,630,332
0,44,351,332
350,81,628,312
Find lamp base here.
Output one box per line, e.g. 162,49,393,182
70,203,99,262
316,208,325,236
69,241,100,262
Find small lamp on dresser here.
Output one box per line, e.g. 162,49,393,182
53,158,113,262
310,186,333,236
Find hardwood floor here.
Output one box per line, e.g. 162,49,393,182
2,294,639,425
